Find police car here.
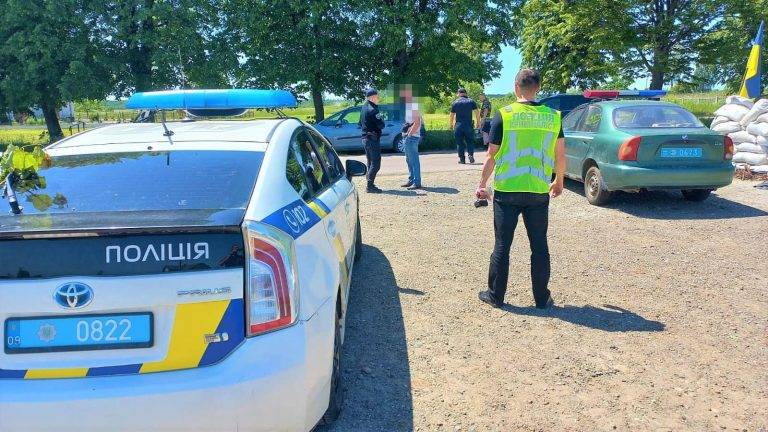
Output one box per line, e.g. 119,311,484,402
0,90,366,431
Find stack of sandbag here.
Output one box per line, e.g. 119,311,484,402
711,96,768,172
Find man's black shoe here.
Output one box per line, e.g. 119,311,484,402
468,155,475,164
459,158,466,164
366,186,383,193
478,291,501,308
536,296,554,310
401,181,413,188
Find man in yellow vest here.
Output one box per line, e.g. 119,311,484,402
475,69,566,309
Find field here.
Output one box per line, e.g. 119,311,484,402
0,93,728,150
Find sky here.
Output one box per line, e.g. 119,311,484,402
485,45,651,94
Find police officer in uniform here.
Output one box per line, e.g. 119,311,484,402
360,88,385,193
476,69,566,309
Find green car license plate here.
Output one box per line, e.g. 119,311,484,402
661,147,702,158
5,313,153,354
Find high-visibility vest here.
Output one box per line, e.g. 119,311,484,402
493,102,561,193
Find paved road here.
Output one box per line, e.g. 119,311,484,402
342,150,488,177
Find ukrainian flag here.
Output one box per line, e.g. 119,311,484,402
740,21,764,98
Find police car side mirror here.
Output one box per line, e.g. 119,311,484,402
335,121,342,128
345,160,367,179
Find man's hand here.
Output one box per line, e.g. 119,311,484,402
476,185,488,200
549,180,564,198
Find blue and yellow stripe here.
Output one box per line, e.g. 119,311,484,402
740,21,764,99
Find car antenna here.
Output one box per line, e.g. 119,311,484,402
158,108,175,144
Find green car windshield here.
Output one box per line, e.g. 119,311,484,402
613,106,704,129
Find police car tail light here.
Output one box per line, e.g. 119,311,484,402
724,135,734,161
243,222,299,336
618,136,641,161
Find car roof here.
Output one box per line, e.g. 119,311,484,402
592,99,680,108
47,120,285,152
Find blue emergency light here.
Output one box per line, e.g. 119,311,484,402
125,89,298,110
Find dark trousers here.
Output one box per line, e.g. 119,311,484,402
487,191,551,307
363,133,381,186
454,124,475,159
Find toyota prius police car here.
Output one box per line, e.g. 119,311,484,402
0,89,367,431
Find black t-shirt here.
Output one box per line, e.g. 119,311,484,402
360,101,385,134
450,96,478,127
488,101,564,145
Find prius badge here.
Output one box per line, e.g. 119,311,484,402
54,282,94,309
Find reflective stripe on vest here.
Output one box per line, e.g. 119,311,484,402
493,103,560,193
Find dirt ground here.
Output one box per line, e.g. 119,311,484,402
317,167,768,432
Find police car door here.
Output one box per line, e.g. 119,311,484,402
307,130,355,289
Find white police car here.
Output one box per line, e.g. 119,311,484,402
0,90,366,431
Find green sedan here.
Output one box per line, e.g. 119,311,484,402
562,100,735,205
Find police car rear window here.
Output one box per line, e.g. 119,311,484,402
7,151,264,215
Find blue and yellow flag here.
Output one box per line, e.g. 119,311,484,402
740,21,764,98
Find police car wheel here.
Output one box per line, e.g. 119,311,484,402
584,166,612,206
319,300,344,425
354,214,362,263
392,134,404,153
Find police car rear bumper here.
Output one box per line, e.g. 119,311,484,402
0,298,335,432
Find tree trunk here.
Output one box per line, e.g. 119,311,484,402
311,84,324,122
649,70,665,90
41,103,64,143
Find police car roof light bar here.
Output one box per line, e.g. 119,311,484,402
125,89,298,111
583,89,667,99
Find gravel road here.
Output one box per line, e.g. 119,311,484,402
317,161,768,432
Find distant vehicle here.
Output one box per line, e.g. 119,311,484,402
561,91,734,205
314,104,404,152
0,89,366,432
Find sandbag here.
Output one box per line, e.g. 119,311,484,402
757,135,768,146
746,122,768,137
725,95,754,109
710,116,731,127
728,130,757,144
756,113,768,124
734,142,768,154
733,152,768,165
712,121,742,134
739,99,768,127
714,104,750,122
750,165,768,173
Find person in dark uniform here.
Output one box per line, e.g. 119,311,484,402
449,88,481,164
479,93,492,145
360,88,386,193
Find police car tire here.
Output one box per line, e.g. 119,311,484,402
354,214,362,263
681,189,711,202
584,166,612,206
319,302,344,425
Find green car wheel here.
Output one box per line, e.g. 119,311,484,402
584,166,612,206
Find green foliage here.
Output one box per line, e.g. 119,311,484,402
0,0,113,141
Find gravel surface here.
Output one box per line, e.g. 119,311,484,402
317,167,768,432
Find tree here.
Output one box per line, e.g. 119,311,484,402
96,0,236,96
221,0,370,121
0,0,112,141
360,0,518,98
697,0,768,93
516,0,631,92
621,0,730,89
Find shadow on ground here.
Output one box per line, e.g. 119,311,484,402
564,178,768,220
315,245,413,432
501,303,665,332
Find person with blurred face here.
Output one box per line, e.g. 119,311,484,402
400,85,423,189
476,68,566,310
360,88,386,193
449,88,481,164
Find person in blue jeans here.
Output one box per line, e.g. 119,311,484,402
400,85,423,189
449,88,481,164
